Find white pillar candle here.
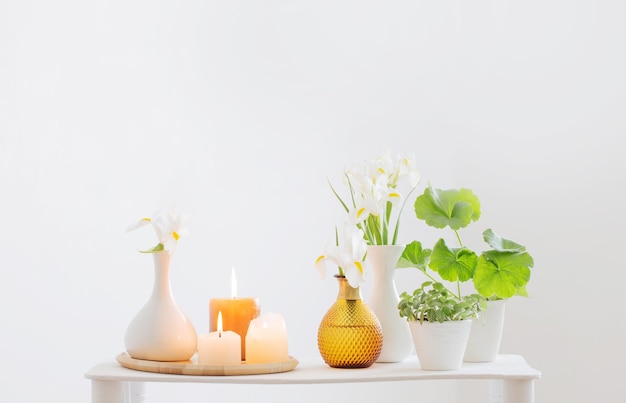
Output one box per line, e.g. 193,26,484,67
245,313,289,364
197,311,241,366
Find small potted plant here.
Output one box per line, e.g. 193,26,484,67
398,280,485,370
399,185,535,362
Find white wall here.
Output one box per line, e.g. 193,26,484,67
2,1,625,402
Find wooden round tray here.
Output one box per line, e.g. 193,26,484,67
116,352,299,376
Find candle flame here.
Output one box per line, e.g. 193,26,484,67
231,266,237,299
217,311,223,337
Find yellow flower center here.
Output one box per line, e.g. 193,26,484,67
172,231,180,241
355,261,363,274
389,192,400,198
315,255,325,264
356,207,366,219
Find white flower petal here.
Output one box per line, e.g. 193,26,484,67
315,255,328,279
125,218,151,233
344,262,364,288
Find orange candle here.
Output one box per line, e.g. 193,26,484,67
209,268,260,360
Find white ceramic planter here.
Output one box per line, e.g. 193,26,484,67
366,245,413,362
464,299,506,362
409,320,472,370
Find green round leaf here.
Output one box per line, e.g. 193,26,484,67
414,186,481,230
473,251,534,298
483,228,526,253
428,238,477,282
397,240,431,271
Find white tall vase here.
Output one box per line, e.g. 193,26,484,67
124,251,198,361
366,244,413,362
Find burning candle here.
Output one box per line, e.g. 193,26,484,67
209,267,261,360
197,311,241,366
245,313,289,364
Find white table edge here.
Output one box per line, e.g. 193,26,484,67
86,354,540,403
85,354,541,384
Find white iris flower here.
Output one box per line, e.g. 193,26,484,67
126,207,190,254
331,149,421,246
316,223,367,288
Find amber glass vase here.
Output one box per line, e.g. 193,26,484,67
317,275,383,368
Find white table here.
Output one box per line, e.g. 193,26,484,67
85,354,541,403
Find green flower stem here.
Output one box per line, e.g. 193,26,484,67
382,201,393,244
359,221,373,245
367,216,383,245
391,184,419,245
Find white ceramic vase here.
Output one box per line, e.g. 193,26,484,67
366,244,413,362
124,251,198,361
464,299,506,362
409,320,472,371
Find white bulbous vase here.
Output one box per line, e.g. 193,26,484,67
366,244,413,362
124,251,198,361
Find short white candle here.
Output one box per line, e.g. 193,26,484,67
245,313,289,364
197,311,241,366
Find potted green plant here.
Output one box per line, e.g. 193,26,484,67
398,280,484,370
399,185,535,362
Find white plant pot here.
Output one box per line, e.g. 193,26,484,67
464,299,506,362
366,245,413,362
409,320,472,371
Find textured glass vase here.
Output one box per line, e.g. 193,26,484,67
317,276,383,368
366,244,413,362
124,251,198,361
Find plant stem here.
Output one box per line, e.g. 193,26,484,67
454,230,463,247
454,231,465,299
422,270,460,300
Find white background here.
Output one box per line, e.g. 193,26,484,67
1,1,625,402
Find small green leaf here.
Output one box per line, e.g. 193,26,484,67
414,186,481,230
483,229,526,253
140,243,164,253
473,251,534,298
398,241,432,271
428,238,477,282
